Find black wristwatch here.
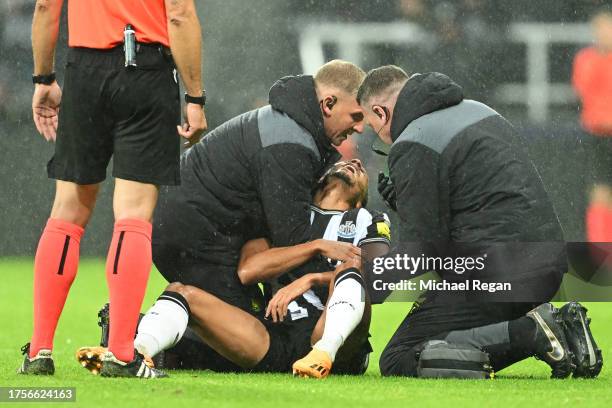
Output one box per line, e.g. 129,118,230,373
32,73,56,85
184,90,206,106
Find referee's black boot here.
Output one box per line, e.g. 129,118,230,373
17,343,55,375
527,303,575,379
559,302,603,378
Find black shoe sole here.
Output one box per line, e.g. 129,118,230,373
560,302,603,378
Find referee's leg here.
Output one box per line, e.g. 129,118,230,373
104,178,159,363
28,181,99,359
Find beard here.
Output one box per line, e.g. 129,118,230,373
315,171,364,208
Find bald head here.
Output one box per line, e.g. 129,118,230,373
314,60,366,96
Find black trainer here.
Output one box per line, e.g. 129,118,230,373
526,303,575,379
17,343,55,375
99,350,167,378
97,303,165,368
559,302,603,378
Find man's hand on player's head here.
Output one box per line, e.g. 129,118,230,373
178,103,208,148
265,274,316,323
32,82,62,142
315,239,361,263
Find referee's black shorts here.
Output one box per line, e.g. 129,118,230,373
48,45,181,186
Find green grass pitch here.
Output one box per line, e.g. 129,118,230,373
0,258,611,407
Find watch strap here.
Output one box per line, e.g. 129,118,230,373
184,90,206,106
32,73,56,85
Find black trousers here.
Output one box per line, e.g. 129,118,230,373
380,293,538,376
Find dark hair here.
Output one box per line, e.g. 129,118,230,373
356,65,410,105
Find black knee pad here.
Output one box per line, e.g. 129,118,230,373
416,340,493,379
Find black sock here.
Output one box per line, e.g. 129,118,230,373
508,316,537,354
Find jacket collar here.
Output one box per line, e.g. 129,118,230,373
390,72,464,142
269,75,339,163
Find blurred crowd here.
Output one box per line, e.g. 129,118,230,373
2,0,610,124
294,0,610,103
1,0,35,123
0,0,611,124
295,0,607,22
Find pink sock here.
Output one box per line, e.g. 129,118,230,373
30,219,84,357
106,219,153,362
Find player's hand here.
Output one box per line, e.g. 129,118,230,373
178,103,208,148
32,82,62,142
337,253,362,272
265,274,315,323
315,239,361,262
377,172,397,211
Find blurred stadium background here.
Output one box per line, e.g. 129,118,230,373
0,0,609,257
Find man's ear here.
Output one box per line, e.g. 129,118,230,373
321,95,337,118
373,105,388,123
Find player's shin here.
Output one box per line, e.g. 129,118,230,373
134,290,190,358
314,268,366,361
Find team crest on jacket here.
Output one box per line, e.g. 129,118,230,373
338,220,357,239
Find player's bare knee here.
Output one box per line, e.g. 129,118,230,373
165,282,185,293
168,283,202,309
166,281,193,299
165,282,199,312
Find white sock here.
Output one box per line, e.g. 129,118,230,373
314,271,365,362
134,291,189,357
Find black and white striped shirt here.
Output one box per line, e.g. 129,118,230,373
279,205,391,321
